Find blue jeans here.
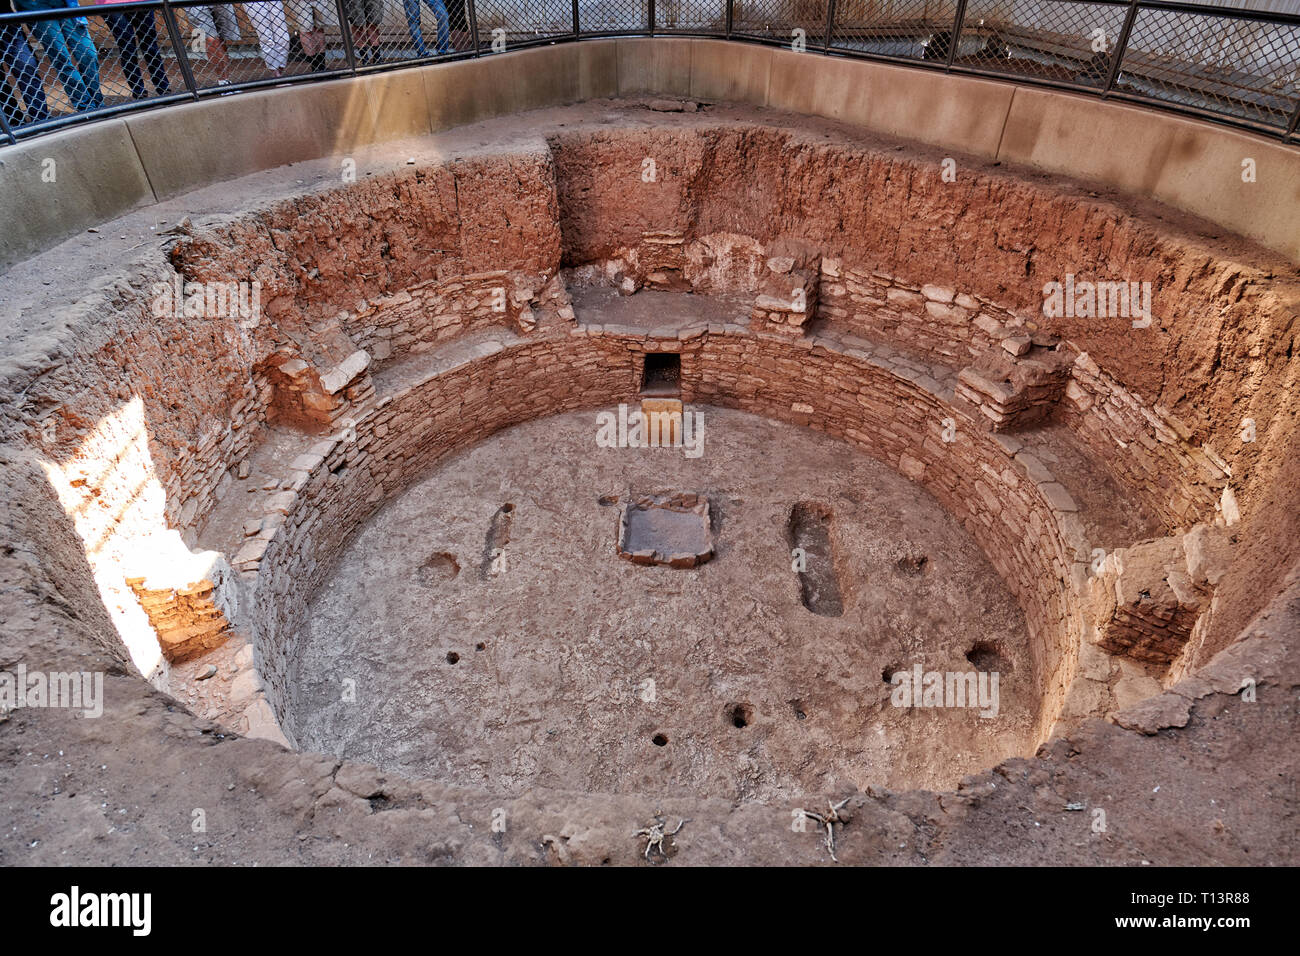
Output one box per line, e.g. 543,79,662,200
0,24,50,123
14,0,103,112
402,0,451,56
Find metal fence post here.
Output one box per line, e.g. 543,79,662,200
822,0,837,53
466,0,480,54
946,0,967,71
648,0,655,36
160,0,200,99
725,0,733,38
334,0,358,72
572,0,580,37
1104,0,1141,96
1287,99,1300,139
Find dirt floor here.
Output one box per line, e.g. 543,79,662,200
290,406,1036,799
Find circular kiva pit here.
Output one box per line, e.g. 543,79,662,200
291,407,1038,797
5,97,1299,859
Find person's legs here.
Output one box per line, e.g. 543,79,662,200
425,0,451,54
19,5,91,113
208,3,240,78
185,6,233,82
0,69,23,127
130,11,172,94
106,12,147,99
61,7,103,108
246,2,290,75
362,0,382,62
444,0,469,51
210,4,241,43
290,0,329,70
342,0,374,63
0,24,50,121
361,24,379,61
402,0,430,58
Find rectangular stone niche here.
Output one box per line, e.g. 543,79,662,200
617,493,714,568
640,352,682,397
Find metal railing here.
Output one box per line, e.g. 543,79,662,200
1,0,1297,146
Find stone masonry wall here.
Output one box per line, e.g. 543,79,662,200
242,326,1090,746
245,335,635,731
574,227,1226,533
340,271,571,360
550,122,1300,669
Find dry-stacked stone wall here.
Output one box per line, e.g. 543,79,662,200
247,335,633,726
1059,354,1229,527
682,331,1089,738
549,123,1298,665
239,325,1091,743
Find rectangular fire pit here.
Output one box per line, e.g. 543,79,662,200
617,493,714,568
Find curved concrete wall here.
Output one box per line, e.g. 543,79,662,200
2,38,1299,271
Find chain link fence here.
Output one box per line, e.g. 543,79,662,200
2,0,1299,143
829,0,957,60
953,0,1130,87
2,2,184,126
473,0,570,48
730,0,827,45
575,0,647,35
655,0,724,33
1117,4,1300,130
170,0,339,88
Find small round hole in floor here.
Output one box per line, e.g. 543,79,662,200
446,651,460,664
894,551,928,576
728,703,752,729
652,733,668,746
